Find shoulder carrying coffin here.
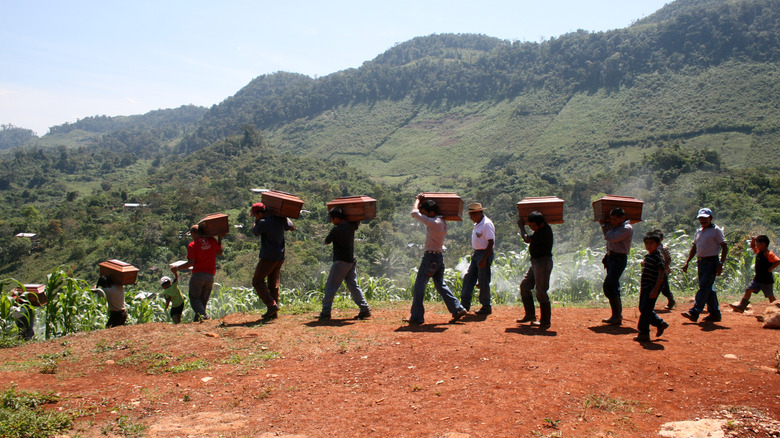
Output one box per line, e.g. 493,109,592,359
99,259,139,285
262,190,304,219
592,195,644,224
516,196,565,224
326,196,377,222
198,213,229,237
419,192,463,221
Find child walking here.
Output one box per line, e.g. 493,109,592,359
729,235,779,312
161,270,185,324
635,232,670,342
654,230,676,310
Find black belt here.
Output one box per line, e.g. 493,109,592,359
606,250,627,256
425,251,442,254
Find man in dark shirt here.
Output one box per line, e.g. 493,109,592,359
319,207,370,320
251,202,294,319
517,211,554,329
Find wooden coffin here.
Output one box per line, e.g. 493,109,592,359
262,190,304,219
169,260,191,273
198,213,229,237
99,259,139,285
419,192,463,221
592,195,644,224
326,196,377,222
11,284,47,307
516,196,565,224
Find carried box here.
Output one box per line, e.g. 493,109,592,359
262,190,304,219
99,259,140,285
516,196,565,224
592,195,644,224
326,196,377,222
11,284,47,307
169,260,191,273
198,213,229,237
419,192,463,221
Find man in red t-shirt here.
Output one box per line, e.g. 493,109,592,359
172,224,223,322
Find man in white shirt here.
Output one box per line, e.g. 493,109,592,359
460,203,495,315
681,208,729,323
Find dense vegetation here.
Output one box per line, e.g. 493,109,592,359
0,124,38,149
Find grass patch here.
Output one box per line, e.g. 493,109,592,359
0,385,73,438
582,393,637,413
167,358,209,373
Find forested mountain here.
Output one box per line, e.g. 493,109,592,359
0,124,38,149
1,0,779,289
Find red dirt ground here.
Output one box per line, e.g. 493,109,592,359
1,302,778,437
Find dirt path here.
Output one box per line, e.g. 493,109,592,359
1,303,778,437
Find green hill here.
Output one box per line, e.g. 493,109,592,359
2,0,779,289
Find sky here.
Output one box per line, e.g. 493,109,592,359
1,0,670,136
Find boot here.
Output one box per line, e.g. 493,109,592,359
602,296,622,325
516,295,536,323
729,299,749,313
532,301,551,329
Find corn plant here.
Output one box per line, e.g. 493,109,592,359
41,269,105,339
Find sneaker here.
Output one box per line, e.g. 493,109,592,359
531,321,551,329
403,317,423,325
262,305,279,319
681,311,698,322
664,300,676,310
656,321,670,337
516,315,536,323
317,312,331,320
356,309,371,320
702,314,722,322
475,307,492,315
450,309,467,322
634,333,651,342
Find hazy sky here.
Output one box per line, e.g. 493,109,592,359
1,0,669,135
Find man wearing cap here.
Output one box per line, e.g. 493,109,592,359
251,202,295,319
681,208,729,322
406,194,468,324
460,202,495,315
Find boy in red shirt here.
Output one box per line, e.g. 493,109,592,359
729,235,779,312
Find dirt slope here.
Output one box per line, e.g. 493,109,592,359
1,303,778,437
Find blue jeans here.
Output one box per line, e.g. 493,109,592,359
603,253,628,300
321,261,369,314
688,257,721,317
411,252,465,322
638,289,665,335
460,250,494,310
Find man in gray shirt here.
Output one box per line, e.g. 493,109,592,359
600,208,633,325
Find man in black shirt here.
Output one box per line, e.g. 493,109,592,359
517,211,554,328
318,207,371,320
